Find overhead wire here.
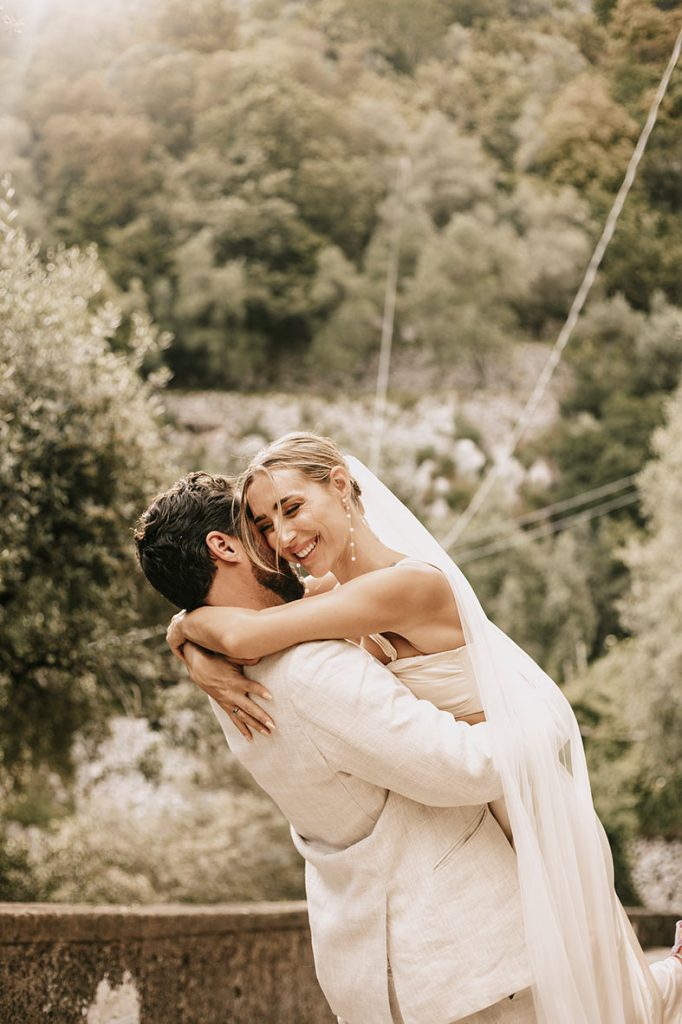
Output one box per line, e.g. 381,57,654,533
454,472,638,546
453,488,640,565
441,25,682,550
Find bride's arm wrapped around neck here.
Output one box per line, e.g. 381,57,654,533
167,561,455,661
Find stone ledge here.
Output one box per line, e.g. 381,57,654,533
626,907,680,951
0,901,334,1024
0,900,309,944
2,902,677,944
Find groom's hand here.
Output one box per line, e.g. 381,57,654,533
182,641,276,743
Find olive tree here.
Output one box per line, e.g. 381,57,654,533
619,385,682,836
0,218,170,781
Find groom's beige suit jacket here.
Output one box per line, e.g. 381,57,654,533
211,639,531,1024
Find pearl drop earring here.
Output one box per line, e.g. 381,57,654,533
343,496,356,562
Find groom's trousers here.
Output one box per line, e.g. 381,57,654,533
454,988,536,1024
336,981,536,1024
344,963,681,1022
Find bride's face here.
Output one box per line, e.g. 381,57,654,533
246,467,349,576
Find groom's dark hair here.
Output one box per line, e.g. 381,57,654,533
134,471,240,610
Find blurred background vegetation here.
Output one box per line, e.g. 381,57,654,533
0,0,680,907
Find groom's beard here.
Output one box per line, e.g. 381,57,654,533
252,558,305,604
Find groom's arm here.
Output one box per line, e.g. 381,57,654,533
282,640,503,807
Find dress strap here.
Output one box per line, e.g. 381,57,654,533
367,632,399,662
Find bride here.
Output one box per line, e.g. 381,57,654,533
166,431,681,1024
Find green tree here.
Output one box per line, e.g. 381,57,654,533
526,73,637,194
152,0,240,54
531,293,682,650
107,49,201,157
0,218,170,782
159,33,390,384
467,529,599,682
170,225,266,386
344,0,454,72
506,180,592,334
416,17,588,169
3,0,679,388
39,112,158,245
562,640,646,902
306,244,381,379
599,0,682,308
620,384,682,835
403,204,527,380
564,388,682,856
406,112,499,229
546,294,682,495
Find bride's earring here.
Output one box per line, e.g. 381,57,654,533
343,496,356,562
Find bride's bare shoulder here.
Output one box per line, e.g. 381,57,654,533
392,559,461,616
387,561,450,598
394,558,448,585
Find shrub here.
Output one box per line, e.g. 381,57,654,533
0,218,171,782
5,687,303,904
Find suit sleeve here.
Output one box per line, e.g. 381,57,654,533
285,641,503,806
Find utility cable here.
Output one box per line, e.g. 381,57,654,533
454,489,640,565
455,473,638,546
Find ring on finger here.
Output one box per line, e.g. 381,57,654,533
232,706,240,716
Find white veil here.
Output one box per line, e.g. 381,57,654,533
346,455,662,1024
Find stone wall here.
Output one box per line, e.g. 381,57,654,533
0,901,335,1024
0,902,678,1023
627,907,680,953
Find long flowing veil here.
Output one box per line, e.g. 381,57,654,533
345,455,662,1024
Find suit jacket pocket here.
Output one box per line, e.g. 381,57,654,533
432,807,488,872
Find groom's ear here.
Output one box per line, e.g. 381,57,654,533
205,531,241,564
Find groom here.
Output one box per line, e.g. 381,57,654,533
134,472,535,1024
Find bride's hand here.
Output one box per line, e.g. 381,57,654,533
182,642,275,742
166,610,188,661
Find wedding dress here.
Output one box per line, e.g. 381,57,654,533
346,456,680,1024
367,611,512,845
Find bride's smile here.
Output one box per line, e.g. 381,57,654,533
292,537,319,563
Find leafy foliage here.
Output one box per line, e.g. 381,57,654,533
468,529,599,682
2,687,303,903
527,292,682,649
619,386,682,835
563,385,682,849
1,0,678,387
0,221,170,781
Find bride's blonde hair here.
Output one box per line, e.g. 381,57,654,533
238,432,362,570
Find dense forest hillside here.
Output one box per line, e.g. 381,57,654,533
2,0,680,389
